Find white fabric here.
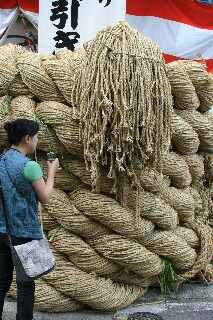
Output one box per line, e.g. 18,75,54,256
125,15,213,60
0,8,19,45
19,8,38,29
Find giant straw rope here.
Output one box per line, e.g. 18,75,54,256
0,21,213,313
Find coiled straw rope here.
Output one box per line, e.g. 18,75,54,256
0,27,213,312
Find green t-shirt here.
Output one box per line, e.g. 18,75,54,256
23,161,43,183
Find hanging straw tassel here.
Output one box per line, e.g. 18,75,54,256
72,21,172,192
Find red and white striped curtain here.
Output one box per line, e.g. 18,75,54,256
0,0,38,45
126,0,213,72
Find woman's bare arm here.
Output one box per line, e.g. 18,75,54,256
32,158,60,204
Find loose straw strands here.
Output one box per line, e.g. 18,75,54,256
64,155,114,194
88,234,162,277
17,52,65,102
35,101,83,156
171,112,199,154
72,21,172,191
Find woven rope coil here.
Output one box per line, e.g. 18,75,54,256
36,152,86,191
175,221,213,284
171,112,199,154
156,182,196,223
175,109,213,152
182,154,204,186
162,151,192,188
42,249,147,311
38,203,59,231
0,39,213,312
17,52,65,102
173,226,199,249
70,189,155,239
172,60,213,112
44,189,112,239
0,44,30,97
166,61,200,110
87,234,162,277
43,48,85,106
0,95,11,145
120,182,178,229
49,227,121,276
139,230,197,271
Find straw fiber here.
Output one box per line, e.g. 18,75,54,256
157,183,196,223
43,48,85,105
70,189,155,238
0,44,30,97
44,189,112,239
43,249,147,311
72,21,172,191
171,112,199,154
162,151,192,188
0,33,213,313
182,154,204,186
166,61,200,110
88,234,162,277
17,52,65,102
175,109,213,151
140,230,197,271
120,182,178,229
48,227,121,275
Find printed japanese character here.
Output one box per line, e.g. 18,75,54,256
71,0,82,30
53,30,80,50
50,0,68,29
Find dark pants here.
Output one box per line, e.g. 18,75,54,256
0,232,35,320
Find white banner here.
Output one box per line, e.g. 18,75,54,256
38,0,126,54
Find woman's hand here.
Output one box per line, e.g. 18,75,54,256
47,158,61,173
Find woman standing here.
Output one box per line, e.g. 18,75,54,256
0,118,60,320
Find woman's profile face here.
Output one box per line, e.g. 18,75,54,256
28,133,39,152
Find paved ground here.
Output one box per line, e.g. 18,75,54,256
2,282,213,319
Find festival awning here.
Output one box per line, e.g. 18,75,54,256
0,0,39,45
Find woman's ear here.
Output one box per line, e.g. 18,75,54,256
24,135,30,144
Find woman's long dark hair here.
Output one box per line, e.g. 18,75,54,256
4,118,40,146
